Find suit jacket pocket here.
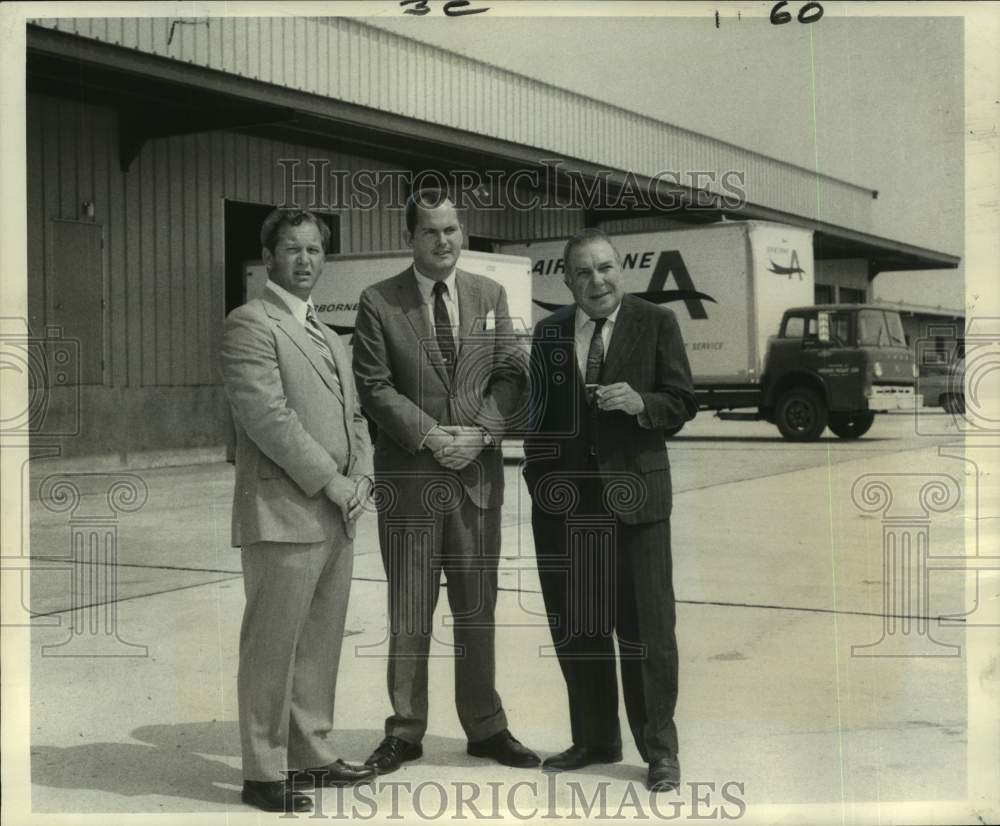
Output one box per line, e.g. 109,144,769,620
637,451,671,473
256,453,286,479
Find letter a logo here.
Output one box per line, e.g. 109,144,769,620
636,251,715,320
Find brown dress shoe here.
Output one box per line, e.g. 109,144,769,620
290,759,377,788
364,736,423,774
542,744,623,772
241,780,312,812
646,755,681,792
467,729,540,768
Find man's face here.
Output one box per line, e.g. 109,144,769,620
564,238,626,319
263,221,325,301
407,200,463,280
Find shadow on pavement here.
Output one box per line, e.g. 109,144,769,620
31,739,240,806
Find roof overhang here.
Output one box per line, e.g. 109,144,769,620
27,24,961,276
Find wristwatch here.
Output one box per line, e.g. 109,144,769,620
479,427,496,448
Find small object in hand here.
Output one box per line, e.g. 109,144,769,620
585,383,601,404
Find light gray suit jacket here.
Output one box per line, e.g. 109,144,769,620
352,266,526,511
221,289,373,546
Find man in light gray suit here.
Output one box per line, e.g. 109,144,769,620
352,191,538,775
221,209,376,813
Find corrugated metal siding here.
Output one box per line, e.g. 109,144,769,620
31,16,874,233
27,92,581,389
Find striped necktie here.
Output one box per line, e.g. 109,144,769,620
305,306,341,392
433,281,457,378
585,316,607,386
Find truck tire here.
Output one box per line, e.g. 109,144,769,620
663,423,685,438
775,388,828,441
828,411,875,439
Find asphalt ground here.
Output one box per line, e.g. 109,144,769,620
14,410,995,822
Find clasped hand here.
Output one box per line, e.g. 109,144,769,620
427,425,485,470
324,474,373,523
593,382,645,415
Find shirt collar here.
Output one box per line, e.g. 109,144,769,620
413,265,457,303
266,278,314,326
574,300,622,333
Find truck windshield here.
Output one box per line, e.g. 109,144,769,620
858,310,906,347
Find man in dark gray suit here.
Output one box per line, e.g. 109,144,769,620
524,228,697,792
352,191,538,774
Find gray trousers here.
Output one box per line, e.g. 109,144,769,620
238,529,353,781
377,491,508,744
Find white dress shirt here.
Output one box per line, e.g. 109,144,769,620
413,266,459,343
266,278,317,328
574,302,621,380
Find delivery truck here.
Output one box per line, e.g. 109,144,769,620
244,249,534,339
500,221,919,441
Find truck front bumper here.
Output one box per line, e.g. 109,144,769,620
867,385,922,411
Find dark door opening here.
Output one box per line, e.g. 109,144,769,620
224,201,339,315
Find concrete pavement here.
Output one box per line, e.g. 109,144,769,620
17,412,991,821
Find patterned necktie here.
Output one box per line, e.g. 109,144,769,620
305,306,341,393
585,316,607,386
433,281,457,378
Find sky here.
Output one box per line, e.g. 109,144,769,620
364,12,965,310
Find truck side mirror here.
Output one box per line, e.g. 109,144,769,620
817,312,831,344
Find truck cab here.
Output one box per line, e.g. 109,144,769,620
760,304,919,440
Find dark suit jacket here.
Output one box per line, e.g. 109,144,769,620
523,294,697,524
221,290,373,545
352,266,526,511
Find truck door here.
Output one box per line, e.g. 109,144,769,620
804,310,863,411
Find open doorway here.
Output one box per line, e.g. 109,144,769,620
224,200,340,314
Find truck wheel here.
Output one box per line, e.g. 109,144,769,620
662,423,685,438
775,388,828,441
828,411,875,439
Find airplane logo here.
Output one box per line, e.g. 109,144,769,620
767,249,805,280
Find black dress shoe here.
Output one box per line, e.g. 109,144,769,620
542,744,623,772
241,780,312,813
290,759,377,788
364,736,423,774
467,729,540,768
646,755,681,792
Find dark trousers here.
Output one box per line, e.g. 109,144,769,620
377,488,508,744
532,476,679,761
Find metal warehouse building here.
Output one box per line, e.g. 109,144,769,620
24,17,961,464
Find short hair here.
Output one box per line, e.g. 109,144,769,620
562,228,620,272
405,189,452,234
260,208,331,254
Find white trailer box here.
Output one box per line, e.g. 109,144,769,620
244,249,534,343
500,221,814,385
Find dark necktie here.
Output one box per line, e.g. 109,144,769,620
305,306,342,394
585,316,607,386
433,280,457,378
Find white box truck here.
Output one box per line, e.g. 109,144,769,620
501,221,919,441
245,249,534,340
